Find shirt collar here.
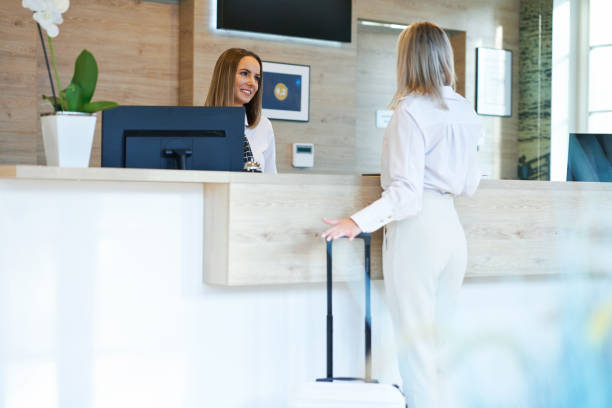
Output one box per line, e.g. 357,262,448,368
400,86,460,101
441,86,460,100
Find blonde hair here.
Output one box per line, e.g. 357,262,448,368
204,48,263,128
390,22,456,109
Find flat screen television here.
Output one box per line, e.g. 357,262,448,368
567,133,612,182
101,106,245,172
217,0,352,43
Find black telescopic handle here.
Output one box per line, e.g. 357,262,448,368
322,232,372,382
363,233,372,381
325,238,333,379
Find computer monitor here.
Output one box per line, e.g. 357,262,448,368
102,106,245,171
567,133,612,182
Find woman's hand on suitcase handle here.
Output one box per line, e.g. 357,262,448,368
321,217,362,241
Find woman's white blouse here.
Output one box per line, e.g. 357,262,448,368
351,86,482,233
244,115,277,173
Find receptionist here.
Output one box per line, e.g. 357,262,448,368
204,48,277,173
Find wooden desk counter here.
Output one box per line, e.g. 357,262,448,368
2,165,611,285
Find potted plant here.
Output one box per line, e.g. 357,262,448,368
23,0,118,167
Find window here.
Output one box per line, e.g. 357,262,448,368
588,0,612,132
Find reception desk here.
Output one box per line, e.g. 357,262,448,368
1,165,611,285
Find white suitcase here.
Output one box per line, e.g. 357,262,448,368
289,234,405,408
290,381,405,408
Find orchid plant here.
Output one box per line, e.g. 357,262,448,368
22,0,118,113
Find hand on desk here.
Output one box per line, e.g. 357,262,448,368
321,217,361,242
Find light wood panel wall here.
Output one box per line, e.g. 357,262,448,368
355,24,397,174
355,0,520,179
2,0,519,177
178,0,195,106
179,0,360,174
1,0,178,166
0,1,39,164
449,31,467,97
179,0,519,176
355,24,466,174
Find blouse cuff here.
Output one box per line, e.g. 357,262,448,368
350,198,394,233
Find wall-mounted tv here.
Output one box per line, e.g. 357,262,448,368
567,133,612,182
217,0,352,43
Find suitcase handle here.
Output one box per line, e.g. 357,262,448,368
317,233,375,383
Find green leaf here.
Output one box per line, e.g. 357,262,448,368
82,101,119,113
70,50,98,105
64,83,83,112
58,89,67,111
42,94,62,111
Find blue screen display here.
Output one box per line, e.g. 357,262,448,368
567,133,612,182
262,72,301,112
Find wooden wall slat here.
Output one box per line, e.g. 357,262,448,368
179,0,195,106
0,4,38,165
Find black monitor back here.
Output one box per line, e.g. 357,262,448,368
102,106,245,172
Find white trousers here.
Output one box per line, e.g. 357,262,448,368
383,193,467,408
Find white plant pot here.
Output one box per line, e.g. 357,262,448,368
41,111,97,168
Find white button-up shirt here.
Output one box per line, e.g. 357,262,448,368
245,115,277,173
351,86,481,233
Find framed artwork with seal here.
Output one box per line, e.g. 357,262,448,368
261,61,310,122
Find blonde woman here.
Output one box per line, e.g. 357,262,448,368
205,48,277,173
322,22,481,408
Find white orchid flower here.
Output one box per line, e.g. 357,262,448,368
23,0,69,15
33,6,64,38
50,0,70,13
22,0,47,12
23,0,69,38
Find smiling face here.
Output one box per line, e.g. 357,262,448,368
233,56,261,107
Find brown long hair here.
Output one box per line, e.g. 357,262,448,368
204,48,263,128
390,22,455,110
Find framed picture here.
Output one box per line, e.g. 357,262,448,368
475,47,513,117
261,61,310,122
